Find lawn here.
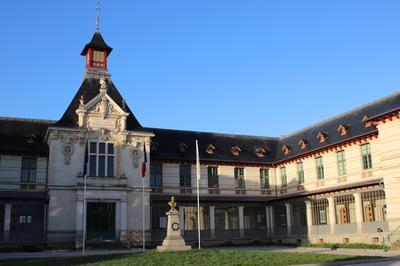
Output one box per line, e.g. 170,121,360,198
0,250,374,266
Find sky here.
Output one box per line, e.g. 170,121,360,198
1,1,400,137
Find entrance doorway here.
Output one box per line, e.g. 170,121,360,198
87,202,115,241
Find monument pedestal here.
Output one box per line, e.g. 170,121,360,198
157,209,191,252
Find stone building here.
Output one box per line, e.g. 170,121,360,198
1,29,400,247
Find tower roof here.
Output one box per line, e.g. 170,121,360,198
80,31,113,56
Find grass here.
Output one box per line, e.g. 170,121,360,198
0,250,375,266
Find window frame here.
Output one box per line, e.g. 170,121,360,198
297,162,305,185
234,167,245,189
337,150,346,176
21,157,37,183
179,164,192,188
150,163,163,187
280,167,287,188
361,143,373,170
260,168,270,189
207,166,219,188
88,142,115,177
316,156,325,180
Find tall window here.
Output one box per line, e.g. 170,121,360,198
234,168,245,188
93,50,105,62
150,163,163,187
297,162,305,184
337,150,346,176
361,143,372,170
179,165,191,187
208,166,219,188
280,167,287,187
260,168,270,189
316,156,324,180
89,142,114,177
21,157,37,183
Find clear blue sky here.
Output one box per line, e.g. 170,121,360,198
1,1,399,136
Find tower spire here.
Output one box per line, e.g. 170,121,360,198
96,1,101,32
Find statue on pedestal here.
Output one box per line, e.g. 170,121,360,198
157,196,191,252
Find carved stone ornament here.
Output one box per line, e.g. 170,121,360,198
130,141,143,168
61,136,75,165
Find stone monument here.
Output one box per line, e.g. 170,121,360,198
157,196,191,251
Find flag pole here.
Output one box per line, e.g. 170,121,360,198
142,143,147,251
82,173,87,255
195,140,201,249
142,175,145,251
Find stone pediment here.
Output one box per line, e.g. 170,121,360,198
76,90,129,132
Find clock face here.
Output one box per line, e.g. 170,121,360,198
172,222,179,231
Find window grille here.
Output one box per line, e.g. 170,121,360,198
361,190,386,222
273,204,287,228
334,194,355,224
291,201,307,227
337,150,346,176
361,143,372,170
311,198,329,225
183,206,209,230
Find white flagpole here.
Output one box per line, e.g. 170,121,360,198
142,176,145,251
82,173,87,255
195,140,201,249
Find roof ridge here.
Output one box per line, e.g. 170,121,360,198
0,116,56,124
279,90,400,140
144,127,279,141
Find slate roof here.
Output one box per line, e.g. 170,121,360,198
80,31,113,56
0,117,54,154
143,127,278,164
55,78,142,130
275,91,400,162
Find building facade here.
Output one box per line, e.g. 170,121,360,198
1,29,400,247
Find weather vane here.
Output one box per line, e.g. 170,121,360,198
96,1,101,32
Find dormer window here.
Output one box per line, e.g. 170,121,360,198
206,144,216,154
298,139,309,149
231,146,241,156
256,147,266,158
150,141,159,151
178,143,188,153
282,145,292,155
362,115,372,127
337,124,350,136
317,132,328,143
25,134,37,144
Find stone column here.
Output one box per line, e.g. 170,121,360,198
265,206,270,237
269,205,274,235
238,206,245,238
353,192,363,233
327,196,336,234
120,199,128,241
209,206,215,238
285,203,292,236
3,204,11,241
304,200,313,235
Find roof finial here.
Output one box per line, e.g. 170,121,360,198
96,1,101,32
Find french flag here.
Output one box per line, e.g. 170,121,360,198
142,144,147,178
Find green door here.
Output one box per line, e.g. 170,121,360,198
87,202,115,241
